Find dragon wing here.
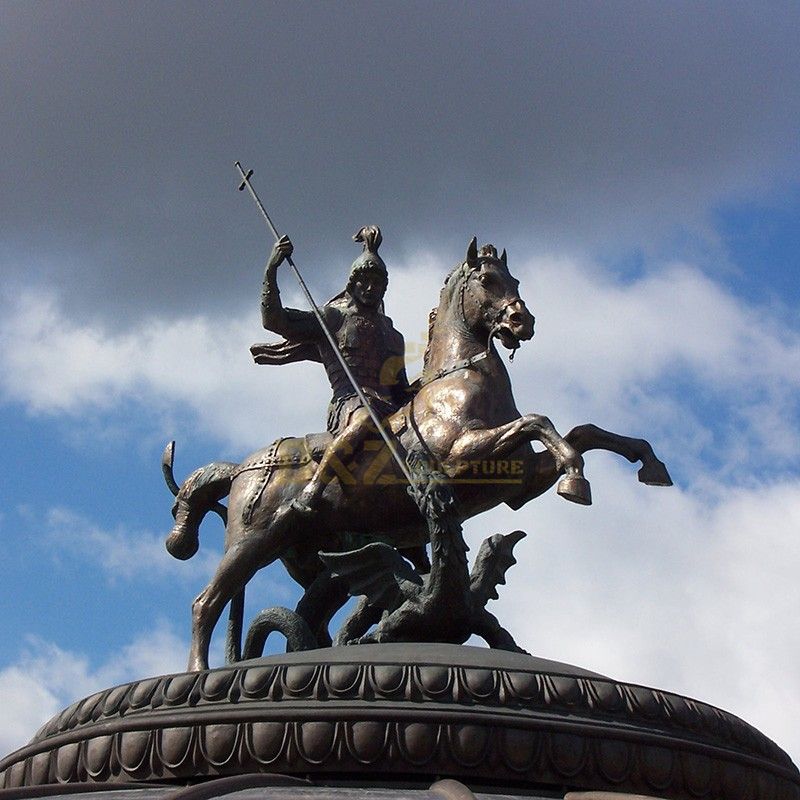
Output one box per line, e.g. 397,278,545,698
319,542,423,611
469,530,527,607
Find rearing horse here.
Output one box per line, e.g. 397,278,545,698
167,238,671,671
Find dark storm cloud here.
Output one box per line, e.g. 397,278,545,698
2,1,799,324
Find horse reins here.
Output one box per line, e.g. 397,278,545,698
460,261,522,357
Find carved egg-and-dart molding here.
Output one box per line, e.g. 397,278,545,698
1,644,797,800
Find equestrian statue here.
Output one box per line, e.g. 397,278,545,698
163,165,672,672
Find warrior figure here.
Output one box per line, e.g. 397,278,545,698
251,225,411,516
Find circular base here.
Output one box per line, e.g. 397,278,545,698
1,644,797,800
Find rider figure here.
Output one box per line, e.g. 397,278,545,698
251,226,411,516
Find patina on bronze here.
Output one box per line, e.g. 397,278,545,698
162,177,673,671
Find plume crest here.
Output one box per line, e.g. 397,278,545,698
353,225,383,254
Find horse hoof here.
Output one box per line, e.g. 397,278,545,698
557,474,592,505
638,459,673,486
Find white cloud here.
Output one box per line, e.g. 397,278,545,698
526,257,800,398
469,463,800,762
0,259,444,453
32,507,220,583
0,626,187,757
0,288,328,451
0,666,62,757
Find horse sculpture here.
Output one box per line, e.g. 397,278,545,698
165,238,671,672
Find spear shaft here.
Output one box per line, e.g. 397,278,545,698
234,161,416,490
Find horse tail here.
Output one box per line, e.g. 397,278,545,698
162,441,237,560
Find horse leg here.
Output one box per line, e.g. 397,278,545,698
448,414,584,474
188,505,294,672
521,414,593,504
566,424,672,486
225,590,245,664
448,414,590,505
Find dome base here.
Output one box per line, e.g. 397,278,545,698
1,644,797,800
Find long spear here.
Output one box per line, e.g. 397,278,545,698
235,161,416,490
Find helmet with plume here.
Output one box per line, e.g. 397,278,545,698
347,225,388,289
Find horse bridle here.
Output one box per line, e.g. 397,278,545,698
418,262,520,389
459,260,522,360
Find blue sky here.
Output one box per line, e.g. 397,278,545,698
1,0,799,765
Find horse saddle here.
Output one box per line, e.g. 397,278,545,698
304,432,333,463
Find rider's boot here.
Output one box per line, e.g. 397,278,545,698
290,409,370,518
290,474,325,517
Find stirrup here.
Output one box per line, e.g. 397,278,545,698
289,496,316,517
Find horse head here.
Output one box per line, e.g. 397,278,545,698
458,237,535,353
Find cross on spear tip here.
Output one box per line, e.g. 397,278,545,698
236,165,254,192
233,161,418,492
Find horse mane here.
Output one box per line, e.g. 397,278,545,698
422,263,464,371
422,307,438,370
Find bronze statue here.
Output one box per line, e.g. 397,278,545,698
165,230,672,671
321,454,530,652
251,227,411,518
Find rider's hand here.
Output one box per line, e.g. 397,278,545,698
268,235,293,268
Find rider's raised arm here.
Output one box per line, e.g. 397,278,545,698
260,235,318,339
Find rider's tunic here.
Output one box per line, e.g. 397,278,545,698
255,287,409,435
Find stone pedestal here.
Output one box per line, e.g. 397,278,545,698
1,644,797,800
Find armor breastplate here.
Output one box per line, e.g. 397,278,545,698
321,308,402,403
